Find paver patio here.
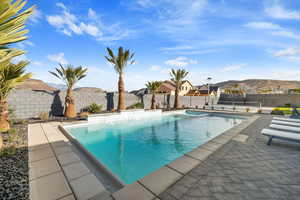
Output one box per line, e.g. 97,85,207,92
28,114,300,200
159,115,300,200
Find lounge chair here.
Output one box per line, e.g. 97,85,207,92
273,117,300,123
262,128,300,145
271,120,300,127
269,124,300,133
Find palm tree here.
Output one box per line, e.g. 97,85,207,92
170,69,188,109
105,47,135,111
146,81,162,109
0,0,34,62
49,64,87,118
0,60,32,132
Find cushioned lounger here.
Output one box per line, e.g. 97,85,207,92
273,117,300,123
261,128,300,145
270,124,300,133
271,120,300,127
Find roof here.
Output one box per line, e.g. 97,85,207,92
16,79,57,91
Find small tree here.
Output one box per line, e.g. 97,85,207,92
105,47,135,111
49,64,87,118
146,81,162,109
0,0,34,149
170,69,188,109
0,61,32,131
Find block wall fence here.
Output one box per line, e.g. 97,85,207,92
8,89,210,119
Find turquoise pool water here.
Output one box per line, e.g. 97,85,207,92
66,111,246,184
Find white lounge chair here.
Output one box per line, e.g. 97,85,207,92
261,128,300,145
271,120,300,127
273,117,300,123
270,124,300,133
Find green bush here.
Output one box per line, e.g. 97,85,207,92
127,102,144,109
284,103,292,108
271,108,285,115
87,103,102,113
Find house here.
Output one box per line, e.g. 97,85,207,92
157,80,194,96
196,85,221,97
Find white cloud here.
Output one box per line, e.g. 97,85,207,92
32,61,44,67
165,57,198,67
149,65,161,71
221,64,246,72
165,57,189,67
270,30,300,40
29,8,43,23
244,22,282,30
47,3,131,42
12,54,29,64
265,3,300,19
17,41,35,49
189,60,198,65
272,47,300,60
47,52,68,65
160,45,194,51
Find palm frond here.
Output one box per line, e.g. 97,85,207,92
49,64,88,89
104,46,135,75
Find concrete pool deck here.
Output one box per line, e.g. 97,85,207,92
28,110,261,200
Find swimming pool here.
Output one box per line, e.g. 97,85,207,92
65,111,246,184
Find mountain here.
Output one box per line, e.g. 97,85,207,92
213,79,300,93
16,79,57,91
47,82,67,90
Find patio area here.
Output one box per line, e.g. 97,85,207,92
159,115,300,200
27,115,300,200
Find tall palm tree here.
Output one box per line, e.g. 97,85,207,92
170,69,188,109
0,60,32,132
49,64,87,118
146,81,162,109
0,0,34,62
105,47,135,111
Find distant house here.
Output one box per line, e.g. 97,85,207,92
157,80,194,96
196,85,221,97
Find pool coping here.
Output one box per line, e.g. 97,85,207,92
58,110,260,200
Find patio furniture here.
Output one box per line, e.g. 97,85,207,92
262,128,300,145
269,124,300,133
273,117,300,123
271,120,300,127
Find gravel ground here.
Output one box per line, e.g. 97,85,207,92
0,124,28,200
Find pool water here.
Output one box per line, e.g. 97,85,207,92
66,112,246,184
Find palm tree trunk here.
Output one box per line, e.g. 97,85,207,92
151,93,156,109
0,100,9,149
174,86,180,109
118,73,126,110
65,88,76,118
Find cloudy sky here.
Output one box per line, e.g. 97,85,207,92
17,0,300,91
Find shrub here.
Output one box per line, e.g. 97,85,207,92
271,108,284,115
127,102,144,109
257,109,262,114
39,112,49,121
0,146,17,157
232,107,236,111
86,103,102,113
284,103,292,108
246,108,250,112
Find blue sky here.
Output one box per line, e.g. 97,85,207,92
16,0,300,91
